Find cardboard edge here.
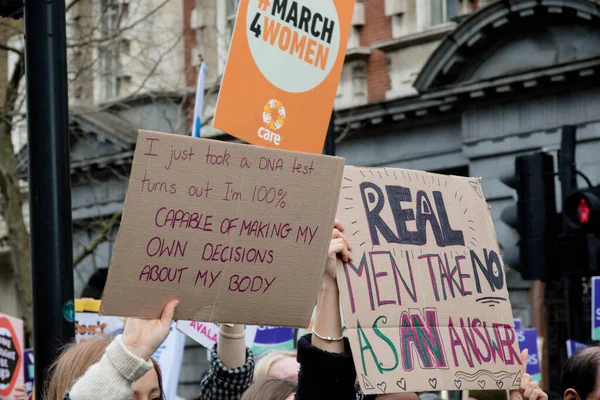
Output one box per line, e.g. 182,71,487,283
306,157,347,325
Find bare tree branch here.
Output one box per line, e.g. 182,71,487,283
67,0,171,48
73,210,122,267
0,43,22,56
66,0,84,13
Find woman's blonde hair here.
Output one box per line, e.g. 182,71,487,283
45,338,110,400
253,350,297,382
241,378,296,400
45,337,164,400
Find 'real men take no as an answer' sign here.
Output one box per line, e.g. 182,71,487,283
336,167,522,394
100,130,344,328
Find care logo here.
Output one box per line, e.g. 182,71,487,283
246,0,341,93
258,99,286,145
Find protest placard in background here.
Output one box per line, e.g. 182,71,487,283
176,321,258,350
592,277,600,340
335,167,522,394
566,339,589,357
517,329,541,383
0,313,23,399
23,349,33,400
100,130,344,327
213,0,355,153
75,298,125,343
514,319,521,330
252,326,295,354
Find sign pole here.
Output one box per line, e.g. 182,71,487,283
323,112,336,156
24,1,75,397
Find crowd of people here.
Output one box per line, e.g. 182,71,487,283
16,222,600,400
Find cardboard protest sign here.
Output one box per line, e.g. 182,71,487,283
176,321,258,350
100,130,344,327
213,0,355,153
336,167,522,394
0,313,23,399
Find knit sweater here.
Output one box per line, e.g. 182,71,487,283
64,335,153,400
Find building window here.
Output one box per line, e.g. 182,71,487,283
418,0,458,30
99,0,120,100
226,0,239,42
430,0,446,26
217,0,240,75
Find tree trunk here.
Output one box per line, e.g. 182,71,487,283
0,53,32,336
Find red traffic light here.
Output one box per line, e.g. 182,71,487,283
577,198,591,224
564,189,600,234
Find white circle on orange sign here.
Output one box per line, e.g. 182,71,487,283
246,0,341,93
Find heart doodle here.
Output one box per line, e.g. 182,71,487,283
397,378,407,391
377,382,387,394
429,378,438,389
454,380,462,389
478,380,486,389
496,381,504,389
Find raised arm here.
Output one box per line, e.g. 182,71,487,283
68,300,178,400
295,220,357,400
197,324,255,400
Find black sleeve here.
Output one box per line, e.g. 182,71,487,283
295,334,358,400
197,344,255,400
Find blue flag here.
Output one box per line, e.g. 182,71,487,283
192,62,208,138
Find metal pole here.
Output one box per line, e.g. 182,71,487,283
559,125,577,204
323,112,336,156
24,1,75,397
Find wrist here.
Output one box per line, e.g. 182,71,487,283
321,275,338,291
122,336,151,360
219,324,246,339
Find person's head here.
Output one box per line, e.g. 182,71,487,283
132,358,164,400
254,350,299,381
46,337,164,400
561,347,600,400
241,378,296,400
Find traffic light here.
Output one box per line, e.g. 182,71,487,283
0,0,23,19
500,153,557,280
563,187,600,235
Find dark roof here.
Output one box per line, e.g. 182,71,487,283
16,106,138,175
414,0,600,92
70,106,138,146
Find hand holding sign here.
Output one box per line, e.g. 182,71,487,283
325,220,352,280
123,300,179,360
12,384,27,400
509,350,547,400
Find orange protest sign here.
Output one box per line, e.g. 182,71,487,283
213,0,355,154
